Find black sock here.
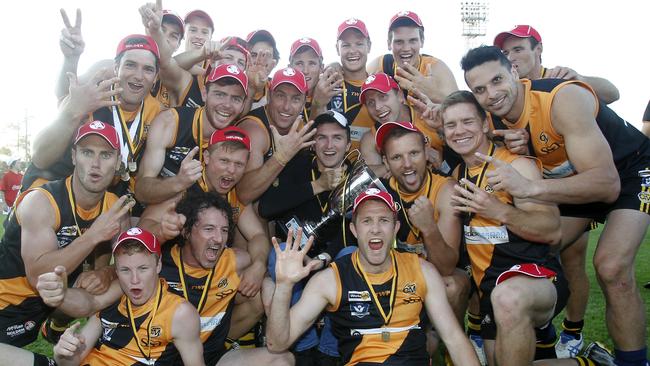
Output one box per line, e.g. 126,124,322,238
574,356,597,366
562,318,584,338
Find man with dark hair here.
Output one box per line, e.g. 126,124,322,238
461,45,650,366
367,10,458,104
266,189,479,365
247,30,280,110
289,37,325,118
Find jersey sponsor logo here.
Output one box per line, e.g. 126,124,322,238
217,277,229,288
140,337,163,347
485,184,494,193
168,146,192,163
347,290,371,302
167,281,182,291
200,312,226,332
638,192,650,204
403,282,416,294
6,323,29,338
350,302,370,318
538,132,561,154
402,295,422,304
215,288,235,300
638,169,650,187
464,225,509,245
57,225,80,248
349,126,370,142
100,318,120,341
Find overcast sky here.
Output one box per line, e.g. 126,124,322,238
0,0,647,156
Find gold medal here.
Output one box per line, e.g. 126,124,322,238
128,160,137,172
82,260,91,272
382,331,390,342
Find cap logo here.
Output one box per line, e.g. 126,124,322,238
365,75,376,84
345,18,358,25
127,227,143,236
299,38,311,44
365,188,381,195
226,135,244,142
398,11,410,16
226,65,240,75
283,68,296,76
89,121,106,130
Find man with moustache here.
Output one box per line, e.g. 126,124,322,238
310,18,374,151
266,189,479,365
462,46,650,366
25,34,163,196
136,64,248,204
367,10,458,104
0,122,133,347
236,67,316,204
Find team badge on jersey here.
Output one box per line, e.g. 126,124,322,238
350,302,370,318
348,290,371,301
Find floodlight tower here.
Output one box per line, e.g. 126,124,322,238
460,1,489,50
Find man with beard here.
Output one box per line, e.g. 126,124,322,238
236,67,316,204
0,121,133,347
266,189,479,365
359,73,460,176
309,18,374,151
462,45,650,366
136,64,248,204
367,10,458,104
25,34,163,197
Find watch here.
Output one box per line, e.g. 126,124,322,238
316,253,330,268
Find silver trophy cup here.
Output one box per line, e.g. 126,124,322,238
285,159,387,248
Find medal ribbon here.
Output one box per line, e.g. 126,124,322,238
353,250,398,325
126,280,163,361
177,247,216,313
112,97,144,169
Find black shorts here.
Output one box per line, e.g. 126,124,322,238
559,155,650,221
479,267,569,340
0,299,52,347
33,354,56,366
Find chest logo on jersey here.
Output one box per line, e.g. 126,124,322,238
350,302,370,318
347,291,371,302
403,282,416,294
150,325,162,338
215,288,235,300
169,146,192,163
538,132,561,154
100,318,119,341
56,226,80,248
217,277,229,289
638,192,650,204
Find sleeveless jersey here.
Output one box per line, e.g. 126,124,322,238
160,107,207,178
151,77,172,108
160,245,239,363
251,81,271,110
328,79,374,150
82,279,185,365
456,145,560,297
328,251,429,365
384,170,451,256
179,74,206,108
0,177,117,345
489,79,650,178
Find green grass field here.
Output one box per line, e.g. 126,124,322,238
1,217,649,359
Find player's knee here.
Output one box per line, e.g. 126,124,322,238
269,352,295,366
491,283,530,326
594,254,635,291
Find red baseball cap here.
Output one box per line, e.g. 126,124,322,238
337,18,369,39
74,121,120,149
162,10,185,39
375,121,420,152
113,227,161,256
184,9,214,31
221,36,250,62
496,263,557,286
116,34,160,61
209,126,251,151
389,11,424,30
289,37,323,61
206,64,249,96
493,25,542,49
270,67,308,94
360,73,400,104
353,188,396,214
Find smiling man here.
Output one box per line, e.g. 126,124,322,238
136,64,248,204
266,189,479,365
